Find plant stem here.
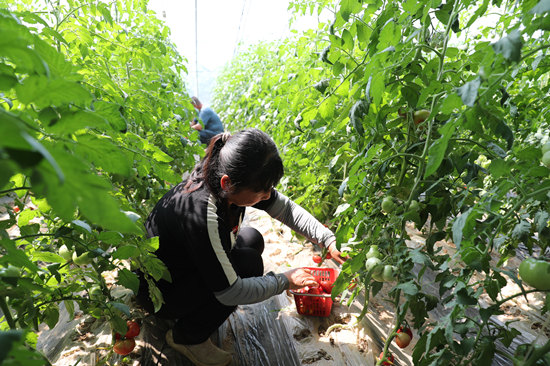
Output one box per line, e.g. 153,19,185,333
0,296,16,329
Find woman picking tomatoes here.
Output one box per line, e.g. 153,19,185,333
136,128,346,366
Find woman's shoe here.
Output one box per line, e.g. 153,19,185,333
165,329,232,366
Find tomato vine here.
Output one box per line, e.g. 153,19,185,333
214,0,550,364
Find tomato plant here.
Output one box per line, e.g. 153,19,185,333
214,0,550,363
0,0,203,362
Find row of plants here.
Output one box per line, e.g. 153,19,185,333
213,0,550,364
0,0,203,363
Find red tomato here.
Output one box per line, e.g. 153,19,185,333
379,351,395,365
113,338,136,355
312,255,322,264
308,286,322,295
319,280,334,294
324,251,332,260
13,206,20,213
125,320,140,338
347,278,357,290
395,327,412,348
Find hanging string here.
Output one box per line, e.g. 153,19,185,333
194,0,199,97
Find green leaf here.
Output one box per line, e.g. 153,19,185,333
141,237,160,252
511,220,531,240
403,0,423,14
370,75,385,107
488,159,510,178
15,75,91,108
319,95,337,119
440,93,463,114
492,30,523,62
0,239,40,273
378,20,400,50
424,120,457,178
396,281,418,296
342,29,354,51
43,306,60,329
31,143,141,234
401,84,420,108
117,268,139,294
46,111,107,135
110,301,131,317
112,245,139,260
143,256,169,282
72,219,91,233
456,288,477,305
452,208,474,248
74,134,131,177
92,101,128,132
457,77,481,107
32,251,65,264
534,211,550,232
466,0,490,27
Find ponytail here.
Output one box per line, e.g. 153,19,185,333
203,132,231,197
184,132,231,194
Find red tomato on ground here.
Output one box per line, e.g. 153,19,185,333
125,320,140,338
114,338,136,355
312,255,322,264
395,327,413,348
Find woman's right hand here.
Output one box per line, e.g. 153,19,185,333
283,268,319,290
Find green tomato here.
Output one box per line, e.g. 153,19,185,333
372,271,385,282
518,258,550,291
365,257,383,274
89,286,103,298
0,265,21,278
366,245,381,259
409,200,420,212
382,265,397,282
542,141,550,155
381,197,395,214
72,251,93,266
58,245,72,261
413,109,430,124
542,151,550,168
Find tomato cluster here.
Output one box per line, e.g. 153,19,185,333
294,277,334,316
113,320,140,356
364,245,397,283
312,250,332,265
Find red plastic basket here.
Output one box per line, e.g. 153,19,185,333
290,267,337,317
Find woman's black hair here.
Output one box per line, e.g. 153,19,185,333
185,129,284,200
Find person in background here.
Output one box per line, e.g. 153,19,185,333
190,96,224,146
137,128,347,366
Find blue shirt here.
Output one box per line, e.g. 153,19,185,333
198,108,224,145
